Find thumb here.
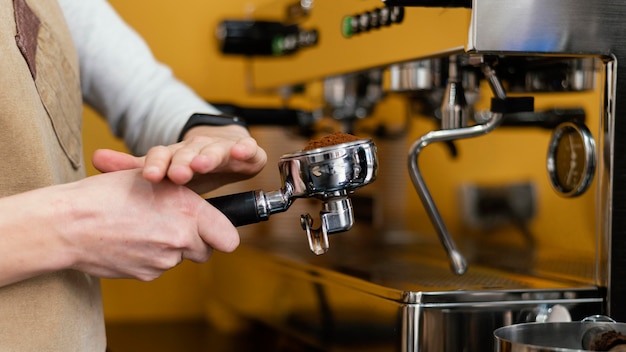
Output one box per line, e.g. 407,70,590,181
92,149,145,173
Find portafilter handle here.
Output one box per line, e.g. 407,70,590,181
206,138,377,255
206,191,355,256
207,190,268,227
206,189,291,227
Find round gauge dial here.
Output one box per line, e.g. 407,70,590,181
547,121,596,197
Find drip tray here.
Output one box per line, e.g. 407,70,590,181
206,238,603,352
241,236,596,297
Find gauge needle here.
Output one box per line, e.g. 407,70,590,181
566,134,577,186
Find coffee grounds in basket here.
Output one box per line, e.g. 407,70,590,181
303,132,362,151
589,330,626,351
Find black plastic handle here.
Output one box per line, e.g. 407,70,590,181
206,191,262,227
502,107,586,129
211,103,316,127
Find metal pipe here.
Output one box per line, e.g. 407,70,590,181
407,63,506,275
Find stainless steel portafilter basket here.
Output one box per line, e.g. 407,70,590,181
206,138,378,255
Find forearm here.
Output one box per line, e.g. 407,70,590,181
0,169,239,287
0,184,76,287
58,0,221,155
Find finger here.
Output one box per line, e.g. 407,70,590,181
191,138,266,175
231,138,268,169
189,138,260,174
143,145,174,183
92,149,144,173
182,242,213,263
197,201,240,253
167,142,207,185
188,143,232,174
229,137,263,161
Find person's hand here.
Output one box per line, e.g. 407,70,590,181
92,125,267,194
63,169,238,281
0,168,240,286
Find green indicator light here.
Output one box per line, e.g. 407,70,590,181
271,36,283,56
342,16,353,37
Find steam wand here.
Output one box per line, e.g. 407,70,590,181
408,58,508,275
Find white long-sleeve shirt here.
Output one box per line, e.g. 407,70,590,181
57,0,222,156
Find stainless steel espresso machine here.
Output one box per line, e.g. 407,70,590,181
204,1,626,350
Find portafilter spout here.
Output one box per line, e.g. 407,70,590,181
207,138,378,255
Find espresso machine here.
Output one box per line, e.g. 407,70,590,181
204,1,626,350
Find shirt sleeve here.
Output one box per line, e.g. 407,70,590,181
56,0,223,156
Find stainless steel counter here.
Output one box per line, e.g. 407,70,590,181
206,230,603,352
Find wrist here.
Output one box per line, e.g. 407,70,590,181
0,184,78,285
178,113,248,142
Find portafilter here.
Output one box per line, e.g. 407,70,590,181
206,138,378,255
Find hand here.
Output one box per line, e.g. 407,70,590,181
64,169,239,281
92,125,267,194
0,168,239,286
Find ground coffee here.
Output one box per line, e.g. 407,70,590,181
303,132,362,151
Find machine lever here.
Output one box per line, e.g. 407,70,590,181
408,62,508,275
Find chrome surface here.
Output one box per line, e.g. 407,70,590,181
439,55,469,129
407,62,505,275
468,0,623,56
301,197,354,254
389,59,441,92
274,139,377,254
226,138,377,255
494,321,626,352
470,0,626,322
207,0,626,350
322,72,384,122
208,240,603,352
546,122,597,198
262,188,292,215
254,190,271,220
278,139,378,200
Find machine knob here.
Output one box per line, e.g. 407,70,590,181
216,20,318,56
342,7,404,37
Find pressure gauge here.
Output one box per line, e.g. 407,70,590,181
547,121,596,197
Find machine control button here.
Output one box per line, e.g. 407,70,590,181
217,20,318,56
378,7,392,26
389,6,405,24
368,10,381,29
358,12,371,32
342,7,404,37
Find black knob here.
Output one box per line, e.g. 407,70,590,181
216,20,303,56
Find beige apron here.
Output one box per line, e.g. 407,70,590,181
0,0,106,350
